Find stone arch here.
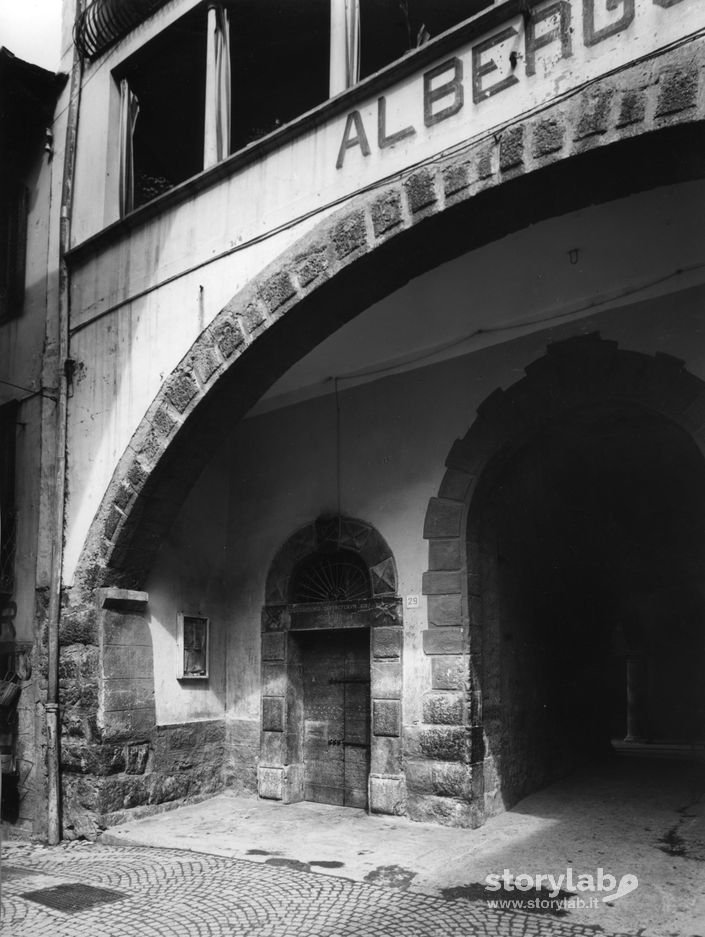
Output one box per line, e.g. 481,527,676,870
421,333,705,824
260,515,404,813
264,515,397,607
72,47,705,594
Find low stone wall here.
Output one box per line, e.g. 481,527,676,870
61,718,226,839
51,588,227,838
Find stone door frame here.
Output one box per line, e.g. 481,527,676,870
259,515,406,814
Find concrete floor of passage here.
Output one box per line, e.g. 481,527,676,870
101,757,705,937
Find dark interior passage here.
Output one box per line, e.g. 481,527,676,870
477,405,705,808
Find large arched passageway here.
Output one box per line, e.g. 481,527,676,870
473,404,705,808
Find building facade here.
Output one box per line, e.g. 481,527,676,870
3,0,705,841
0,47,64,826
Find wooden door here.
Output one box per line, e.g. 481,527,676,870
301,629,370,807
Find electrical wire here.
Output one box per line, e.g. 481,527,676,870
0,379,58,403
67,25,705,337
328,261,705,386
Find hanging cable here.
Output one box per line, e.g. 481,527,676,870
0,378,58,403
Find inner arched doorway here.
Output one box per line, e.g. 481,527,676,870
474,403,705,809
259,515,404,813
422,335,705,825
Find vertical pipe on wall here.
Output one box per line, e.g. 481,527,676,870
46,1,84,846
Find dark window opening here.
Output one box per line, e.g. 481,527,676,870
359,0,493,79
0,181,28,323
114,1,494,212
119,6,207,208
229,0,330,152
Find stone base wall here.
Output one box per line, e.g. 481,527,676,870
61,718,226,838
52,587,229,838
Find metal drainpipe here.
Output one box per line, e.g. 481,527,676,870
46,4,84,846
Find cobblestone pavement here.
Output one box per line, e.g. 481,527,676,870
0,841,636,937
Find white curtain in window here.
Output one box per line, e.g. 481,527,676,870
344,0,360,88
204,4,232,168
330,0,360,95
118,78,139,216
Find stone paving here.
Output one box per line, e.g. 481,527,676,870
0,841,636,937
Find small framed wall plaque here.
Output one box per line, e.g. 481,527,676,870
177,613,209,680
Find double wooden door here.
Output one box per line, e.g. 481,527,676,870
300,629,370,808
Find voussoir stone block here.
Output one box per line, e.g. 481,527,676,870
261,271,297,314
499,125,525,172
655,65,699,117
423,498,464,539
371,191,403,238
428,539,461,572
211,318,245,360
166,372,199,413
332,210,367,259
295,244,329,287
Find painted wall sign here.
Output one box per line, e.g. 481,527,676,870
335,0,696,169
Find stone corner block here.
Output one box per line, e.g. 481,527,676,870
422,628,464,656
369,774,407,816
257,766,284,800
422,693,464,726
422,570,461,596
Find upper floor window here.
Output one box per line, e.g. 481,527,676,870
115,0,492,213
360,0,493,79
117,1,330,212
117,5,207,208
